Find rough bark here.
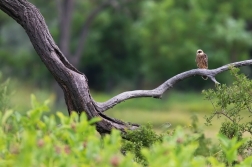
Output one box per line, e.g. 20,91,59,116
54,0,115,104
0,0,139,135
0,0,252,135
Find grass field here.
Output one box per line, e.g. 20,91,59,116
92,90,223,138
6,79,251,139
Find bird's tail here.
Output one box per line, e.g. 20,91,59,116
202,76,208,80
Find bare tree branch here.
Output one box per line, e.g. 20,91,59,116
94,60,252,113
214,111,235,122
0,0,139,135
1,0,252,135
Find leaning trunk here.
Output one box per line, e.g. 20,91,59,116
0,0,139,135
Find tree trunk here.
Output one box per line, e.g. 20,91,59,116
0,0,139,135
1,0,252,135
54,0,111,103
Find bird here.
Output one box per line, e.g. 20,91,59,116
196,49,208,80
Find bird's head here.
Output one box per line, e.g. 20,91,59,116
197,49,203,54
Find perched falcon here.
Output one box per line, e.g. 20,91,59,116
196,49,208,80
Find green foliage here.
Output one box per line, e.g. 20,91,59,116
132,0,252,88
0,95,251,166
2,0,252,91
1,70,252,167
143,126,206,167
0,97,138,167
0,73,11,112
121,114,251,167
189,115,217,157
122,124,162,165
218,134,247,166
141,126,251,167
203,68,252,163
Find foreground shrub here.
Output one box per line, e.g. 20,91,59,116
203,67,252,163
0,73,11,112
122,124,163,165
0,69,252,166
0,96,138,167
1,96,251,167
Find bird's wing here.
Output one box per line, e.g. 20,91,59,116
204,53,208,68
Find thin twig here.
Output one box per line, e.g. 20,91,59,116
215,111,235,123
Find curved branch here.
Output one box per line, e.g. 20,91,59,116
0,0,139,135
95,59,252,112
1,0,252,135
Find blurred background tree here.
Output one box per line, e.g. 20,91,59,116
0,0,252,96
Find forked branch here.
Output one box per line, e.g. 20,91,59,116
1,0,252,135
94,60,252,113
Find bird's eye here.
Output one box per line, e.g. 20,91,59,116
198,51,202,53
